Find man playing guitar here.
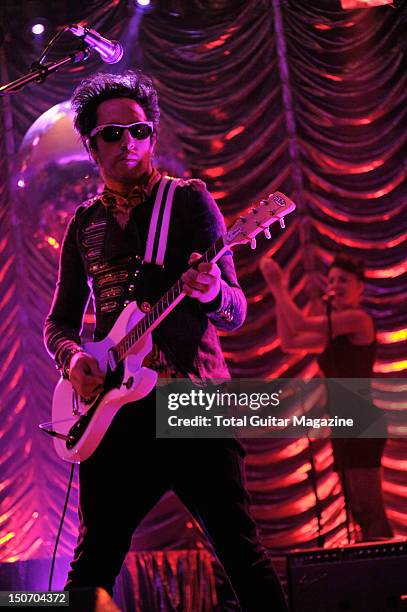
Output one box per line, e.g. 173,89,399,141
44,70,288,611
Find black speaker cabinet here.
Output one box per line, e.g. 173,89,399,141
287,540,407,612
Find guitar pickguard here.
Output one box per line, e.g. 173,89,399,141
66,361,125,450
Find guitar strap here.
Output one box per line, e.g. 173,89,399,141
144,176,180,267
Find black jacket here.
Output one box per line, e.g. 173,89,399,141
44,178,247,384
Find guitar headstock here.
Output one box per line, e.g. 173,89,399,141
225,191,296,249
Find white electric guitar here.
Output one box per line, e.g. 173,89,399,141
46,192,295,462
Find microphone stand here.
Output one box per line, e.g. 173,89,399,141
325,298,352,544
298,380,325,548
0,47,90,96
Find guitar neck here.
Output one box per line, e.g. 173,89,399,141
113,189,297,364
115,235,227,363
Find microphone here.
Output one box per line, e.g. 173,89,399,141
68,24,123,64
322,290,336,303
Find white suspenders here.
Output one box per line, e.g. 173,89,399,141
143,176,180,267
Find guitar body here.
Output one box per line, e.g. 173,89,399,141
52,301,158,463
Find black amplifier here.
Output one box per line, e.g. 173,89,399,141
287,540,407,611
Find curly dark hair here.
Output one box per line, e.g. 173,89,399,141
329,254,365,281
71,70,160,150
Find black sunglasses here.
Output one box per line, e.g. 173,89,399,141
90,121,154,143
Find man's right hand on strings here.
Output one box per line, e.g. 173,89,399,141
69,352,105,400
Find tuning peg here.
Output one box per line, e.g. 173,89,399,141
279,218,285,229
264,227,271,239
250,237,257,250
250,207,258,214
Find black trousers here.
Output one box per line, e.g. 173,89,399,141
65,394,288,612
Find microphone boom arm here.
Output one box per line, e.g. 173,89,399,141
0,48,90,96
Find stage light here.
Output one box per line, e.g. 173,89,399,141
340,0,393,7
137,0,151,6
31,23,45,35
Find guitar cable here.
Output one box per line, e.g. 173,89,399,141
48,463,75,591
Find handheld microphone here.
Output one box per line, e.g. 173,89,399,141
68,24,123,64
322,290,336,303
